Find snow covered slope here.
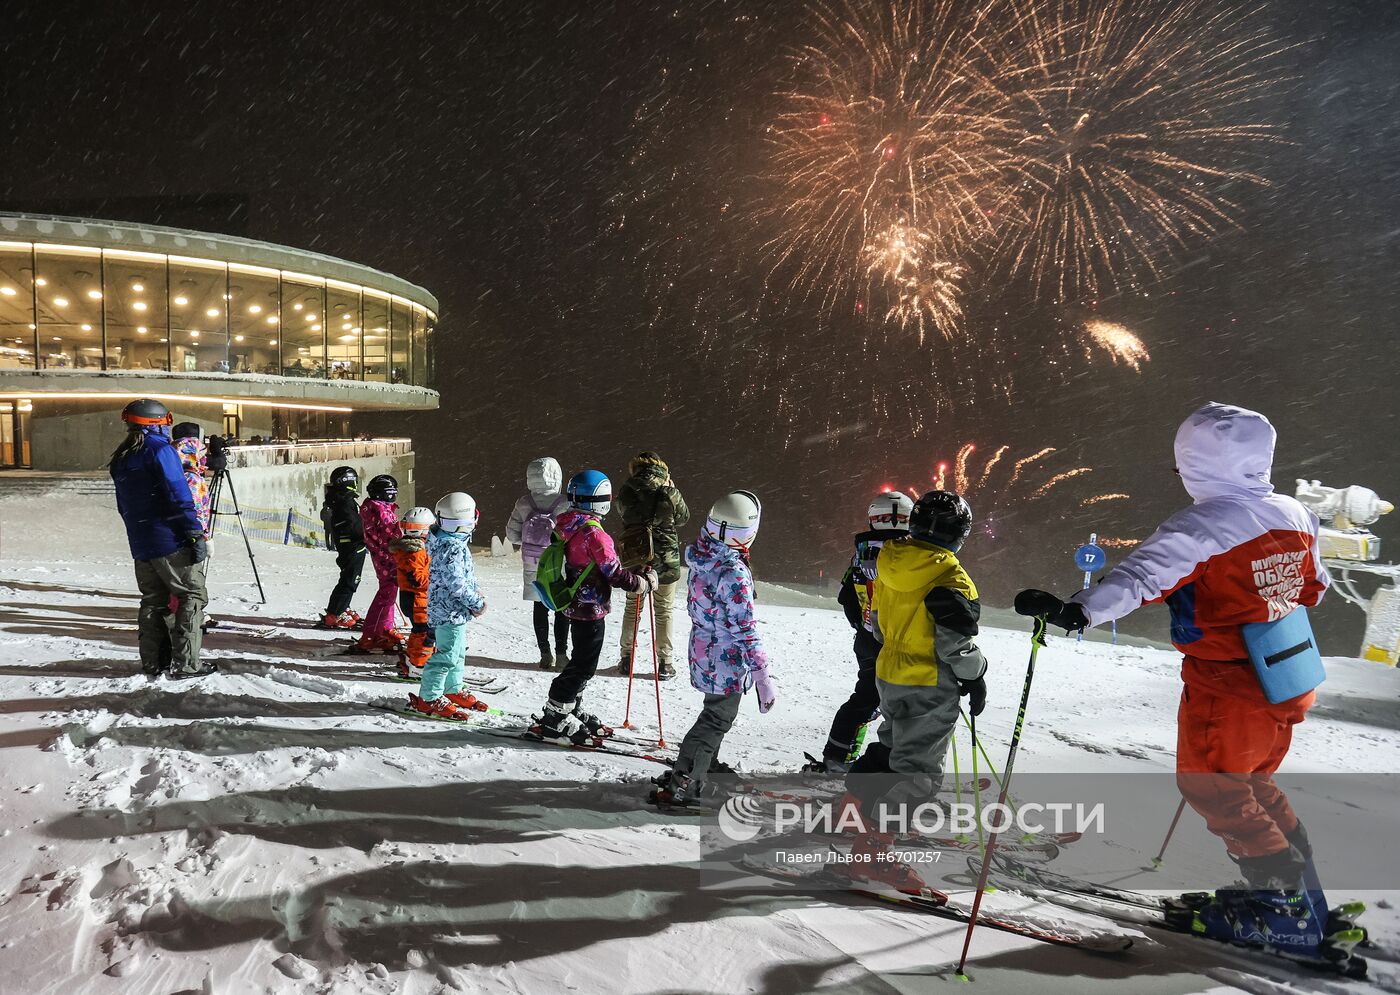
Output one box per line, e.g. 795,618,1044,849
1,495,1398,994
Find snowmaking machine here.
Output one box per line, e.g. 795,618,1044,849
1295,480,1399,664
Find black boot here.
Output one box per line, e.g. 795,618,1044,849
1238,844,1308,890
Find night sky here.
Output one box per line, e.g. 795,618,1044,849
3,1,1397,652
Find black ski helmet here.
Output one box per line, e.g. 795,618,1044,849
330,465,359,491
367,473,398,501
171,421,203,441
121,398,171,427
909,490,973,550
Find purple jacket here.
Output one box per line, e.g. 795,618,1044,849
685,531,769,695
557,509,646,621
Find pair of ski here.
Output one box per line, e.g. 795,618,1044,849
477,724,676,766
737,844,1133,952
966,851,1369,979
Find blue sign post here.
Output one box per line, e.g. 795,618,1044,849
1073,534,1114,644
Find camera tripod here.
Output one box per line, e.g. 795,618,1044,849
208,467,267,604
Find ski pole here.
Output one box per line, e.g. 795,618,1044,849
622,593,642,729
1150,798,1188,869
956,615,1046,980
951,728,966,842
960,709,1005,790
649,591,666,748
970,710,985,858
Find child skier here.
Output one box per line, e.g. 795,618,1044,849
409,492,490,720
651,491,775,806
842,489,988,895
805,490,914,773
171,423,212,537
356,473,404,653
1016,402,1340,957
532,469,657,746
505,456,571,670
317,465,365,630
391,506,437,681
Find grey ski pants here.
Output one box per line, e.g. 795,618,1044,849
872,665,963,807
675,691,743,782
134,547,209,675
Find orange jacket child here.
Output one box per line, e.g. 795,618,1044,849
391,508,436,674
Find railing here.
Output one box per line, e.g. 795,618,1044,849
225,438,411,469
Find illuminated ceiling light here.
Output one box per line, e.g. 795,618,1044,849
81,323,93,331
266,315,279,325
132,301,148,311
137,326,148,334
0,286,15,296
131,282,144,292
87,289,103,300
173,295,189,306
342,323,352,331
305,313,318,321
190,330,201,338
248,304,263,314
27,323,36,330
339,334,355,342
206,308,220,318
268,338,278,345
53,297,69,308
311,323,322,331
52,336,61,341
35,277,47,287
234,334,245,343
159,337,168,343
223,293,231,301
292,303,304,311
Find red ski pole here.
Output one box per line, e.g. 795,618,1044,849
621,593,642,729
1150,798,1188,869
956,616,1045,980
649,591,666,748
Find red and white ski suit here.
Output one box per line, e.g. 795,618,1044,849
1073,403,1329,859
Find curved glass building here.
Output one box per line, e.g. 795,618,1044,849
0,214,439,470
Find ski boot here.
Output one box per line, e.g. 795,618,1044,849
394,656,417,682
1165,890,1367,978
351,632,406,655
839,832,930,898
346,611,364,630
446,690,489,712
572,698,614,739
658,659,676,681
409,693,472,722
650,771,701,807
316,611,359,630
709,757,736,775
618,654,633,676
167,662,219,681
530,699,599,747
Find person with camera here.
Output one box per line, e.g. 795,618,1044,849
109,399,215,680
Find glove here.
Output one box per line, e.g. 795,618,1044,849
752,665,777,714
958,675,987,716
1014,589,1089,633
637,568,659,594
186,533,209,563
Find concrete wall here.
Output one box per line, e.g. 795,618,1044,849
222,452,416,523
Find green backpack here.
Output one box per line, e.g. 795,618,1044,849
532,525,597,611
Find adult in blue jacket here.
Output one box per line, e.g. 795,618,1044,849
109,399,214,679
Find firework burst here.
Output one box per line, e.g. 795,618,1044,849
1082,318,1150,370
993,0,1289,299
760,0,1015,335
921,442,1134,544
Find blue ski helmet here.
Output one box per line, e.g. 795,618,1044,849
566,469,612,516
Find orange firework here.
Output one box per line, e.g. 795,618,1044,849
992,0,1289,299
1083,319,1150,370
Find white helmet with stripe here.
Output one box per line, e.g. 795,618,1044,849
434,492,479,535
400,506,436,533
867,490,914,532
705,490,761,550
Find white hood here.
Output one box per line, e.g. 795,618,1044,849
526,457,563,497
1174,402,1276,503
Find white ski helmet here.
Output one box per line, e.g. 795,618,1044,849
400,506,435,533
434,492,478,535
705,490,762,550
868,490,914,532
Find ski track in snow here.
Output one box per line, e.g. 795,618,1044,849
2,496,1400,993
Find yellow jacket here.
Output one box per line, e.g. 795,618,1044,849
873,538,987,687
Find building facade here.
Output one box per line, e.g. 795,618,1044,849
0,214,439,474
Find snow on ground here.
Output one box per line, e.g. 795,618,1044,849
2,493,1400,994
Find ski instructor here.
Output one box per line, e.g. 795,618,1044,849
1015,403,1330,935
109,398,215,680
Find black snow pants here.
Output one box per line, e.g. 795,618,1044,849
548,617,606,704
824,629,881,765
326,547,366,616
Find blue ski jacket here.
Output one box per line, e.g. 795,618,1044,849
111,428,204,561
